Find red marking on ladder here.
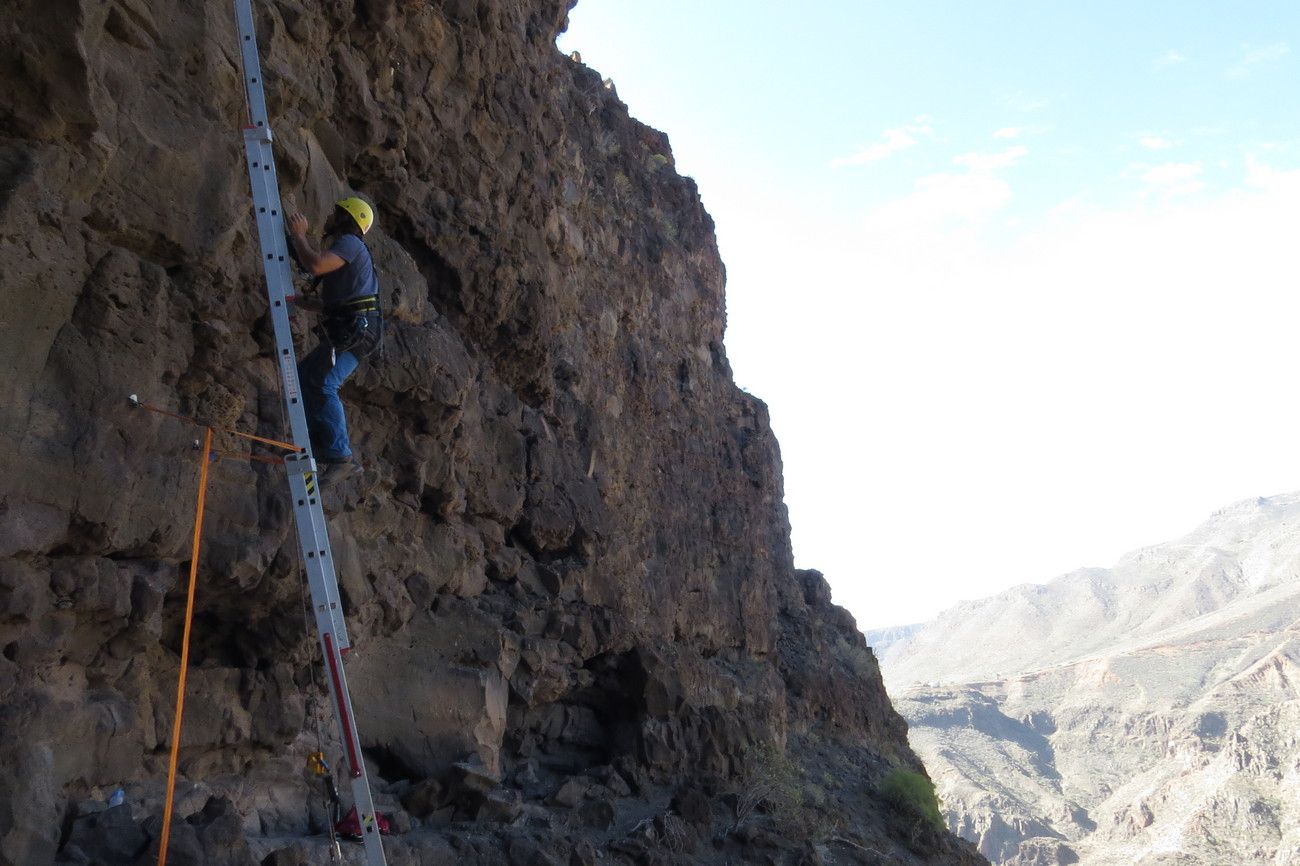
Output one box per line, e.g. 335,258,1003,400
324,632,363,778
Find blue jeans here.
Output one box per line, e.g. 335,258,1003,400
298,344,359,461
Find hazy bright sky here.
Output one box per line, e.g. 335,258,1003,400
558,2,1300,630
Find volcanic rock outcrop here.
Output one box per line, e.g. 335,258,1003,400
871,494,1300,865
0,1,986,864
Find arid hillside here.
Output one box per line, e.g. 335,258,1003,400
873,494,1300,865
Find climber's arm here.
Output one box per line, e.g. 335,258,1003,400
287,213,347,277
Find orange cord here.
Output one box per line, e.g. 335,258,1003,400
157,426,213,866
209,447,285,466
131,399,302,453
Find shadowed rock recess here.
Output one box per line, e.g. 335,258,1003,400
0,2,986,865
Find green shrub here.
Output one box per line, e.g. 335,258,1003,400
879,768,944,831
742,743,802,816
733,743,838,840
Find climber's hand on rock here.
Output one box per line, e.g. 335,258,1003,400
288,212,309,238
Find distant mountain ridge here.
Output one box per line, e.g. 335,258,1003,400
871,493,1300,865
870,493,1300,686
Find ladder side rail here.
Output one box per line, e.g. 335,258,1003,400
235,10,351,664
323,631,387,863
245,136,298,299
285,457,352,649
243,136,351,646
233,0,273,131
287,464,380,859
233,4,385,864
235,0,309,451
241,131,313,450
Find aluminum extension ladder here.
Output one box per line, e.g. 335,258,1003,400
232,1,388,863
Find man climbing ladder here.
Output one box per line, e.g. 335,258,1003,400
287,197,384,487
230,0,389,863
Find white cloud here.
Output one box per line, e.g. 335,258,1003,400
859,147,1028,235
1142,162,1200,183
862,172,1012,234
998,92,1050,112
994,125,1048,141
1154,49,1186,69
1228,42,1289,78
955,145,1029,172
831,117,933,167
1244,154,1300,193
725,157,1300,628
1243,43,1290,64
1140,161,1204,196
1138,134,1177,150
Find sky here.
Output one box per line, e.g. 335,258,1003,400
557,2,1300,630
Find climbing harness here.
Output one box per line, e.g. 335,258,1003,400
320,295,383,357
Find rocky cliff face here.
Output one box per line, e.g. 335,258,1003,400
0,2,985,865
871,494,1300,865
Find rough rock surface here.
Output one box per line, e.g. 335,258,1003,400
0,2,985,865
870,494,1300,865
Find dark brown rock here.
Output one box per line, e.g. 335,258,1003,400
576,799,615,831
671,787,712,828
551,778,588,809
401,778,445,818
478,788,524,824
0,1,986,864
61,805,144,866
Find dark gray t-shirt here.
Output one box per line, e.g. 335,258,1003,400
320,234,378,308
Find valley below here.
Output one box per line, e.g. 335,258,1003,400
871,494,1300,865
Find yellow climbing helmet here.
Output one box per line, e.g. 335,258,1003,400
334,196,374,235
